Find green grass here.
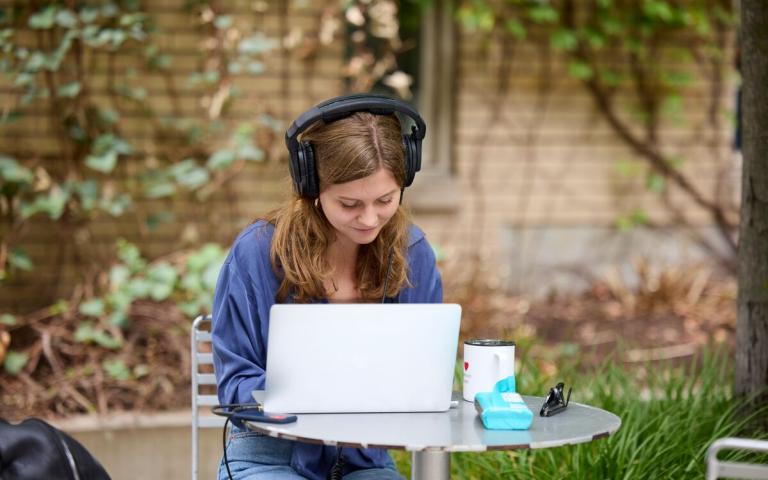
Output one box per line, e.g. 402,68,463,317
391,345,767,479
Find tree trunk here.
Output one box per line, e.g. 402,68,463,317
735,1,768,409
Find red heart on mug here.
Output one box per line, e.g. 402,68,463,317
464,362,469,371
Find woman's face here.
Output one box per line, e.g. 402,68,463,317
319,168,401,247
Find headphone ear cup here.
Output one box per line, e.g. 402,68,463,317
402,134,420,187
300,140,320,198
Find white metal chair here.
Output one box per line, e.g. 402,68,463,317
707,437,768,480
192,314,226,480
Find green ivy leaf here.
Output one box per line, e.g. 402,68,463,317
528,5,558,24
102,359,131,380
79,298,105,317
180,273,202,293
568,60,593,80
187,244,225,272
100,3,119,18
119,12,146,28
207,149,236,170
661,94,683,118
79,7,99,24
600,70,622,86
74,322,96,343
617,209,650,231
100,193,131,216
13,73,34,87
106,290,132,312
127,277,152,298
57,81,81,98
73,179,99,211
144,180,176,199
647,174,666,193
237,144,264,162
24,51,48,72
94,133,133,155
49,300,69,315
202,262,223,291
148,262,177,285
55,9,78,29
228,61,243,75
179,299,203,317
170,160,210,189
109,265,131,289
551,30,578,51
599,15,623,36
504,19,526,40
148,263,177,301
4,351,28,375
238,33,278,55
29,6,57,29
585,28,606,49
20,187,68,220
9,248,33,271
614,159,642,177
145,211,174,231
106,311,128,329
214,15,233,30
85,150,118,173
116,239,146,272
0,155,33,184
150,283,173,301
643,1,674,22
94,331,122,348
245,61,264,75
98,108,120,125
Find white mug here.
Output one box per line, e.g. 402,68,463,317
462,339,516,402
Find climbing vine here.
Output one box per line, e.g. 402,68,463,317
455,0,739,269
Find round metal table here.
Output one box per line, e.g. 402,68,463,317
246,393,621,479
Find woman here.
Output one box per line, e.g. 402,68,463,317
211,95,442,480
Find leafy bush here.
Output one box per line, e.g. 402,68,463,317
392,347,767,479
0,239,227,417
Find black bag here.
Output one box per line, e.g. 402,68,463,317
0,417,111,480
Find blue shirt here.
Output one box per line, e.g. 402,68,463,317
211,220,443,479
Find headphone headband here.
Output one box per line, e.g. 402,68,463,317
285,94,426,159
285,94,426,198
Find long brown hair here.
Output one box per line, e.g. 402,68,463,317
264,111,412,302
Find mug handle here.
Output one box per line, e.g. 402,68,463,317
494,352,510,378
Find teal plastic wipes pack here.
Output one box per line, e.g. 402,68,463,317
474,376,533,430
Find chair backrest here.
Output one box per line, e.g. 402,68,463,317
707,437,768,480
191,314,225,480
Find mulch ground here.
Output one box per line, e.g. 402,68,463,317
1,263,736,420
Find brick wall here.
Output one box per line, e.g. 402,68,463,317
0,3,738,311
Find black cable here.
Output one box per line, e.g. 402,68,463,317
213,403,264,480
223,415,234,480
327,447,345,480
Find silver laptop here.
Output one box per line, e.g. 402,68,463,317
261,303,461,414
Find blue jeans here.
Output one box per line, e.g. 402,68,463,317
217,428,404,480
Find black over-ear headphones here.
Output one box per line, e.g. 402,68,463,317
285,93,427,199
